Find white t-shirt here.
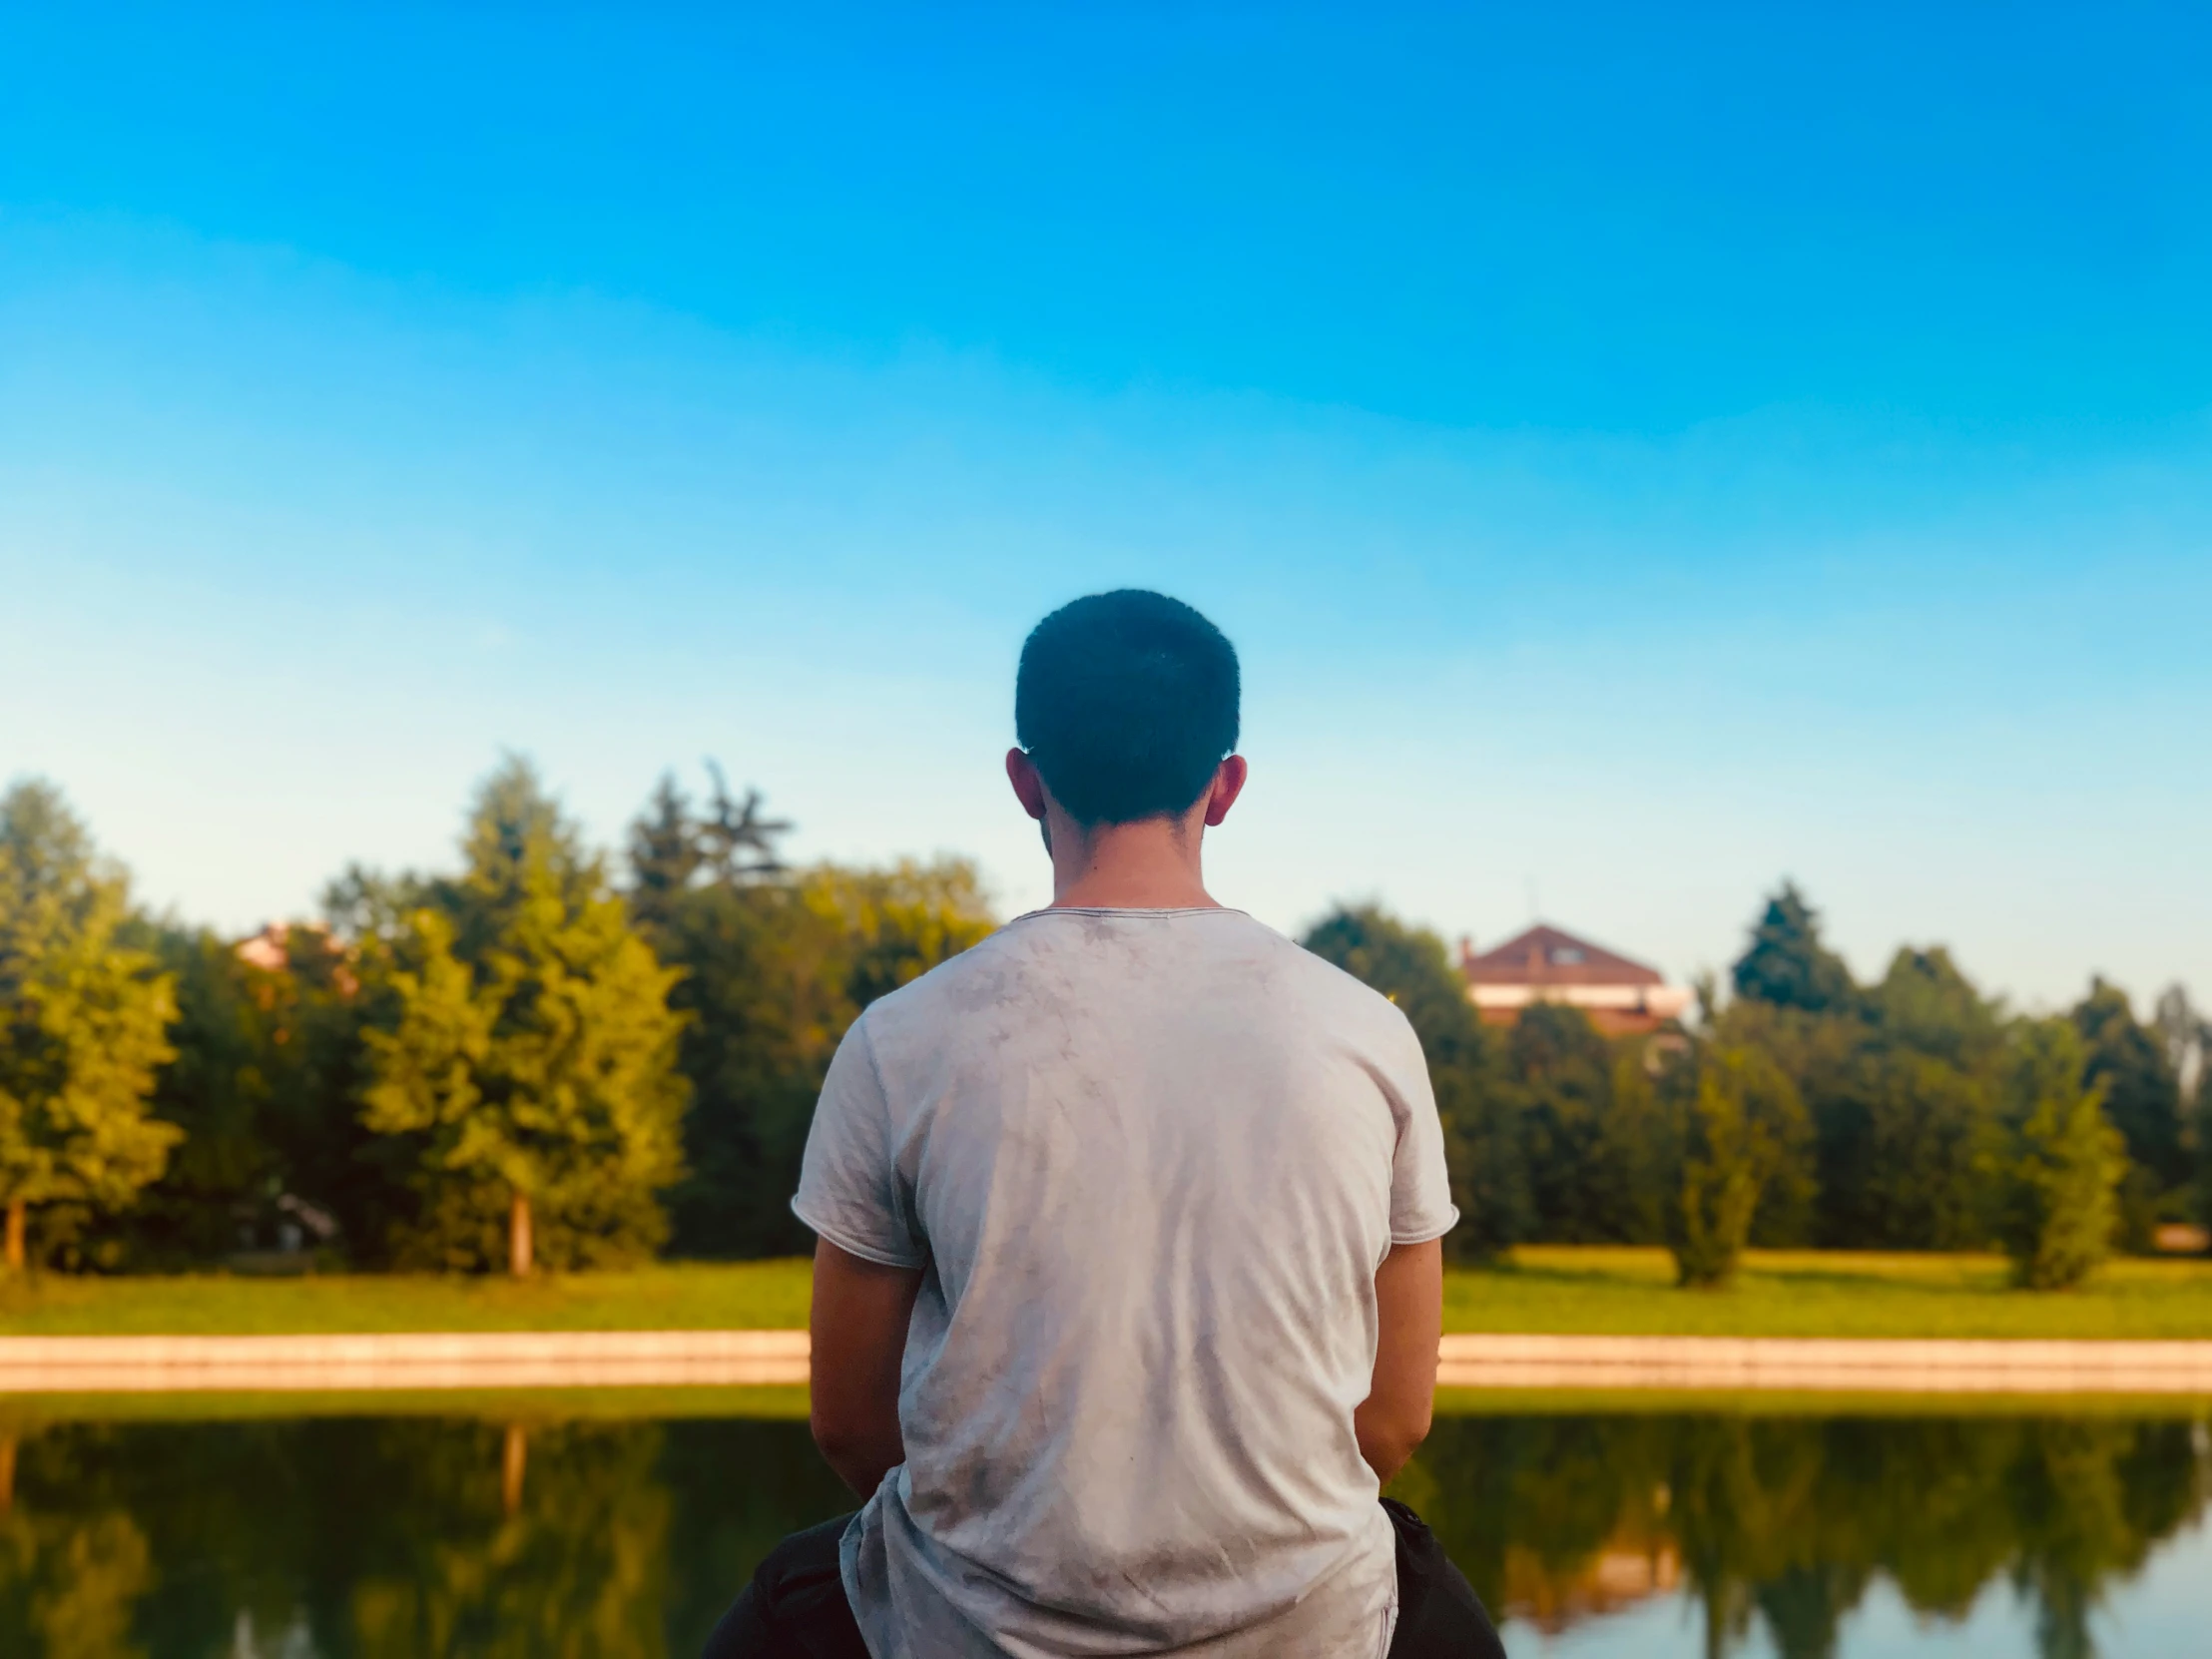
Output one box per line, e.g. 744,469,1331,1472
792,906,1459,1659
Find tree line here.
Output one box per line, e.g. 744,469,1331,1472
0,760,987,1276
1,763,2205,1285
1305,894,2211,1288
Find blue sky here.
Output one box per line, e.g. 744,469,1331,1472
3,3,2208,1010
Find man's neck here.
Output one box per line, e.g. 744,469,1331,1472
1048,813,1220,910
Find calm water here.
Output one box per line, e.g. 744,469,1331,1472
0,1405,2203,1658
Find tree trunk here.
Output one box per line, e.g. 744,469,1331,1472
0,1434,14,1513
3,1200,23,1273
501,1422,527,1516
508,1190,533,1279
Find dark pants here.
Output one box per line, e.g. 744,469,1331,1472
703,1499,1505,1658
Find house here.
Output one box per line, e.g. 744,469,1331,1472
1459,923,1691,1035
235,921,357,997
235,921,294,973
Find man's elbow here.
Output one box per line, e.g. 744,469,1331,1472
1359,1397,1433,1482
1384,1399,1434,1464
810,1401,867,1465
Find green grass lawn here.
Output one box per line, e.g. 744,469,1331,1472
3,1248,2210,1339
0,1259,814,1336
1447,1247,2212,1340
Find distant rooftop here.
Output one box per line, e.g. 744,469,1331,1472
1459,923,1689,1030
1462,923,1663,988
235,921,352,993
236,921,293,973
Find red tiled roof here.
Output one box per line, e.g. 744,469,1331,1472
1461,924,1663,988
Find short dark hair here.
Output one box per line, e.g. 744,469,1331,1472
1015,590,1240,826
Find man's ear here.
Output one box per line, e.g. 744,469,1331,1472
1203,755,1249,828
1006,748,1050,822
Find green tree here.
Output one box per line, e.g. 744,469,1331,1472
1701,1000,1823,1250
1990,1020,2126,1290
99,925,279,1267
1787,946,2008,1253
359,759,688,1276
59,913,400,1272
657,866,996,1256
1717,925,2011,1253
1301,905,1531,1259
629,764,789,913
255,919,407,1265
1663,1043,1808,1287
0,782,180,1272
1598,1046,1671,1246
1732,882,1856,1015
1858,1048,1997,1249
2196,1075,2212,1242
2071,977,2185,1250
1859,948,2004,1248
632,771,992,1257
1713,998,1848,1247
1498,1002,1638,1244
2149,987,2210,1243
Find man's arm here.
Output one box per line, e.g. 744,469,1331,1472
809,1236,925,1498
1355,1237,1442,1485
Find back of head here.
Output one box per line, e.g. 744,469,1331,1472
1015,590,1240,826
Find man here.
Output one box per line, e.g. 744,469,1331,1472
707,590,1504,1658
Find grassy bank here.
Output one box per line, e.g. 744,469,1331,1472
3,1248,2210,1340
1446,1247,2212,1340
0,1260,813,1336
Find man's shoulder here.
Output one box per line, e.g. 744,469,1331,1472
1270,931,1426,1041
855,908,1419,1048
847,915,1038,1030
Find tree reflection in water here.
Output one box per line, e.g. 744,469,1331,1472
1401,1411,2208,1659
0,1407,2200,1656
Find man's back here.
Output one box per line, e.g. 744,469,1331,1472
796,904,1457,1657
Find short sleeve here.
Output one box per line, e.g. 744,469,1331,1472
791,1015,926,1269
1382,1014,1460,1247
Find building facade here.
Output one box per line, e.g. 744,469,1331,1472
1459,923,1691,1035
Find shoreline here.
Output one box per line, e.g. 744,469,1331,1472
6,1330,2212,1394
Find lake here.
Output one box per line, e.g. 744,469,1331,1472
0,1401,2202,1657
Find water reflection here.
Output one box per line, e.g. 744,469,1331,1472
1404,1412,2208,1659
0,1406,2201,1657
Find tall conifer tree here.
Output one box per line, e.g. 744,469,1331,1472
0,782,179,1269
1732,883,1856,1014
360,759,687,1275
